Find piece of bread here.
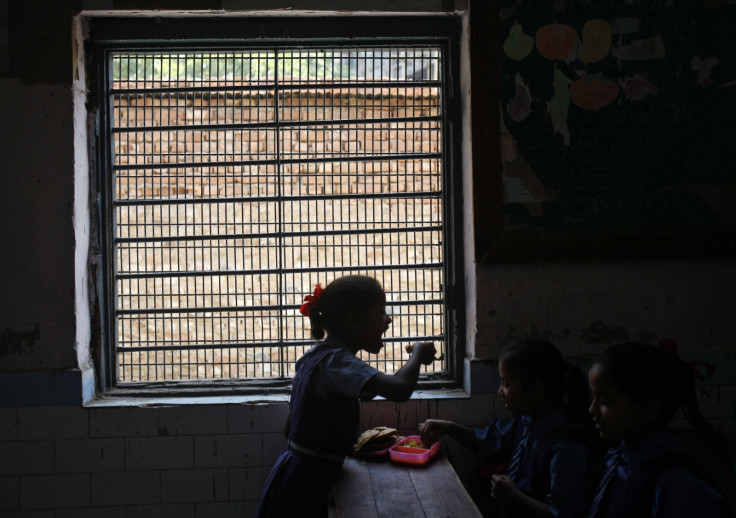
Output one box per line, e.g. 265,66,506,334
353,426,400,453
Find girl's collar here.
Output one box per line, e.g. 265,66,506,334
523,408,568,429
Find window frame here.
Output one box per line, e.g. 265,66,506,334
85,13,466,397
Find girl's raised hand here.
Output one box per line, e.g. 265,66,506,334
410,341,437,365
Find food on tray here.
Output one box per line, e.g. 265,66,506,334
404,439,426,449
354,426,401,453
389,435,442,465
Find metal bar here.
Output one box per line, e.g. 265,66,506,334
111,151,440,171
113,190,442,207
117,334,444,353
113,225,444,245
115,261,444,281
111,115,441,133
112,79,441,96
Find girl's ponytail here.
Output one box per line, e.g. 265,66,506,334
309,306,326,340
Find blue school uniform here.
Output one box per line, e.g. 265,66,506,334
255,339,380,518
476,410,598,518
588,430,725,518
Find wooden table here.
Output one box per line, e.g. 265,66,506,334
328,455,483,518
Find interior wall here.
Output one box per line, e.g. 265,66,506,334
475,258,736,360
0,1,734,515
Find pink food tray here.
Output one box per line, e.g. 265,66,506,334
389,435,441,465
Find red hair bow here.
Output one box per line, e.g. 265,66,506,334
299,283,323,317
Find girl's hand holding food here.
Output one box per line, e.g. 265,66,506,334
406,341,437,365
418,419,451,446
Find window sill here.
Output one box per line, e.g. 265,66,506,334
83,387,471,408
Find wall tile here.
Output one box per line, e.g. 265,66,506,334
396,400,420,432
56,507,126,518
91,471,160,506
0,442,53,476
160,468,228,503
195,501,248,518
19,474,90,510
18,407,88,441
359,400,404,430
194,433,261,468
416,399,440,426
90,407,158,438
242,499,260,518
436,395,495,427
262,432,286,467
228,467,271,501
0,408,18,441
228,403,288,434
125,504,195,518
158,406,227,436
126,436,194,470
0,476,19,511
55,438,125,473
0,510,55,517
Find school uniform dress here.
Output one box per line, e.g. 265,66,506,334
587,430,725,518
254,339,380,518
476,410,598,518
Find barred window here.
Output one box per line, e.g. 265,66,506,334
89,16,464,393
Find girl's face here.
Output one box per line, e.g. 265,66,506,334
497,359,537,417
588,363,653,442
355,300,392,354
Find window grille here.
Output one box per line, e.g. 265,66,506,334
98,37,460,388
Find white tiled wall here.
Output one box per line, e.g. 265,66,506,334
1,386,732,518
0,395,496,518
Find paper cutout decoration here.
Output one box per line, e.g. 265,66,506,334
570,74,619,110
548,67,571,145
691,55,720,87
611,35,666,61
563,39,587,75
499,114,558,218
508,73,532,122
581,19,612,63
500,132,517,162
503,21,535,61
536,23,578,61
620,74,660,101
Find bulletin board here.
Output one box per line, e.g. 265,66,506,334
482,0,736,262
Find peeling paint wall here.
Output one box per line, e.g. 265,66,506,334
0,0,734,376
475,258,736,360
0,79,77,371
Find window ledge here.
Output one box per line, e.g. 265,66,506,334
84,387,470,408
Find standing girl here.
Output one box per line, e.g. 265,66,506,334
419,339,600,518
255,275,436,518
587,342,726,518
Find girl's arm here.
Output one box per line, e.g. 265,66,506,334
363,341,436,401
418,419,477,449
492,475,553,518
